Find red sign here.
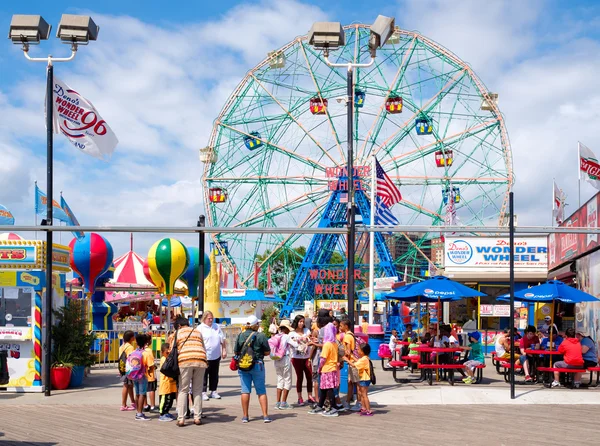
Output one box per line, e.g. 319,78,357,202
548,192,600,269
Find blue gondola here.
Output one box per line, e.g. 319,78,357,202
415,118,433,135
442,186,461,205
243,131,263,150
354,90,365,108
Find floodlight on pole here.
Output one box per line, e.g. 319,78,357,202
368,15,395,55
7,13,98,397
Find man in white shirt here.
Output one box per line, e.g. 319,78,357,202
197,311,227,400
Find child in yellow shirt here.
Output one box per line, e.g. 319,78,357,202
158,343,178,422
142,334,157,412
348,344,373,416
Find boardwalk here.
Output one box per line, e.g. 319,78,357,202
1,361,599,445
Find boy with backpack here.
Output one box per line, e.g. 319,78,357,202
347,344,375,416
142,334,157,412
118,330,136,411
270,320,298,410
127,334,151,421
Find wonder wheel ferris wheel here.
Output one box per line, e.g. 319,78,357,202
201,24,513,292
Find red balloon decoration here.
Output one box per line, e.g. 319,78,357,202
69,233,114,294
142,257,155,285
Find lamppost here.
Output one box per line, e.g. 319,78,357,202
8,14,99,396
197,214,206,322
307,16,395,325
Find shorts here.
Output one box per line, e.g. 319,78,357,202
464,360,483,370
239,362,266,395
359,380,371,387
348,366,359,383
553,361,581,369
275,356,292,391
120,375,132,385
584,359,598,369
133,377,148,396
147,380,157,392
519,354,529,365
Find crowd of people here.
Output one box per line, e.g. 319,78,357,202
117,308,375,424
494,323,598,388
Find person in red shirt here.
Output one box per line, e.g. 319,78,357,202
519,325,541,382
551,328,584,388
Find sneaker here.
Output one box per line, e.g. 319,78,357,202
574,382,581,389
335,405,347,413
308,407,324,415
350,403,362,412
403,366,409,371
274,402,281,410
525,375,532,382
360,411,374,417
551,381,561,388
263,416,272,423
135,413,150,421
202,392,210,401
143,405,150,412
462,377,472,383
242,417,249,423
297,397,305,406
131,403,137,410
464,378,473,385
149,406,158,413
321,409,339,417
158,414,173,422
342,401,351,410
210,391,221,399
307,396,316,404
120,405,135,411
167,414,177,420
279,402,291,410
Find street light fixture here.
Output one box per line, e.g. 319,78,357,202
8,13,98,397
307,15,395,326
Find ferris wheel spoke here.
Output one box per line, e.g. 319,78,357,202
358,37,417,162
395,199,441,220
249,74,339,166
372,68,468,159
391,175,508,186
382,118,499,169
299,43,346,161
217,122,326,172
231,186,328,228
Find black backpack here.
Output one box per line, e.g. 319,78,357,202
369,359,376,385
118,349,128,376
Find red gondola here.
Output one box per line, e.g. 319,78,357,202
435,150,453,167
208,187,227,203
385,96,403,114
309,97,328,115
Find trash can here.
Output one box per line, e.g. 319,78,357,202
339,362,348,394
0,350,9,385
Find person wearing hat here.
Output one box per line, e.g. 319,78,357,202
462,331,485,385
234,314,272,423
540,316,558,336
576,330,598,369
273,320,298,410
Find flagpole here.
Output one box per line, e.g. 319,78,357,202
368,155,376,325
552,179,555,227
578,142,582,208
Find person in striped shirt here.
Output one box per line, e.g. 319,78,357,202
168,317,208,427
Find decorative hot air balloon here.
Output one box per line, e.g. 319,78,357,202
69,233,114,295
147,238,189,296
142,257,155,285
182,247,211,298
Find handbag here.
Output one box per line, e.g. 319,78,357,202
229,357,238,371
160,328,194,379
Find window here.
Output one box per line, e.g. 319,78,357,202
0,287,33,328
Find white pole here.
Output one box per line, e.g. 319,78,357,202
578,142,582,208
368,155,376,325
552,178,555,227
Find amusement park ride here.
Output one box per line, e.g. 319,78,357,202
200,23,512,316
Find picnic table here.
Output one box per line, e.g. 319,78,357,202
414,346,466,385
524,349,563,382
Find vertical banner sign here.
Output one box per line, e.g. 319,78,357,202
52,77,118,160
60,195,85,239
34,184,70,223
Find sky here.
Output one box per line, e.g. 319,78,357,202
1,0,600,262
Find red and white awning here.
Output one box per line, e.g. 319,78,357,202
0,232,23,241
112,250,153,286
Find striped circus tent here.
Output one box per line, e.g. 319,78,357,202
112,250,154,286
0,232,23,241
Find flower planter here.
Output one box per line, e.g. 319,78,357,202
51,366,72,390
69,365,85,388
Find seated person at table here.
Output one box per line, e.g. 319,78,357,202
462,331,485,385
431,326,456,364
539,316,559,337
401,325,416,357
577,330,598,369
494,328,512,360
519,325,541,383
541,327,563,350
552,328,585,388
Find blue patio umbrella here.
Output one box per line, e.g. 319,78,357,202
162,296,182,307
386,276,485,333
499,280,599,304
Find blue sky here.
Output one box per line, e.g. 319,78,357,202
1,0,600,263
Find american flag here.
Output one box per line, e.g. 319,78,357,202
375,158,402,207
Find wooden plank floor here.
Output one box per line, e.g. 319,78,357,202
0,403,599,446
